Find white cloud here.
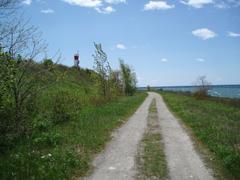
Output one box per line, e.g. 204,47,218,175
161,58,168,62
22,0,32,5
181,0,240,8
41,9,55,14
95,6,115,14
105,0,126,4
116,43,126,50
62,0,123,14
180,0,213,8
144,1,175,10
192,28,217,40
215,0,240,8
62,0,102,8
196,58,205,62
228,31,240,37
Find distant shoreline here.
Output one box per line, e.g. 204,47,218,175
138,84,240,99
138,84,240,89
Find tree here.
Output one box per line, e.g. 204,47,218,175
147,85,151,91
93,42,111,98
0,18,47,59
109,70,123,96
0,17,49,129
0,49,57,151
0,0,19,17
0,1,54,150
119,59,137,96
194,75,211,99
0,0,47,58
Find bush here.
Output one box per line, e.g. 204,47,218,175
0,52,55,152
193,90,208,99
33,132,62,146
43,59,53,67
0,53,30,152
51,90,82,123
194,76,211,99
32,114,53,132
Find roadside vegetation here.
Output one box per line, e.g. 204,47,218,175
160,91,240,179
0,89,146,179
136,99,168,180
0,41,144,179
0,1,145,178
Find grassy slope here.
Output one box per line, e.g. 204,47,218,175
0,64,147,179
136,99,168,179
160,91,240,179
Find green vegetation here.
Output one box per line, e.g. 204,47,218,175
160,91,240,179
0,58,146,178
0,90,146,179
0,35,142,179
136,99,168,179
93,42,112,97
119,59,137,96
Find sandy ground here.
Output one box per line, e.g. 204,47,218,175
84,92,214,180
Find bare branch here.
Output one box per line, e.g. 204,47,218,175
0,0,20,17
0,17,48,59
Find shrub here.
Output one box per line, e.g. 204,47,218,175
193,90,208,99
43,59,53,67
33,132,62,146
193,76,211,99
32,114,53,132
0,51,56,152
51,90,82,123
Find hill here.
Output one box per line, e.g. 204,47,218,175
0,57,146,179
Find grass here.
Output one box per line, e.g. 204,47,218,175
0,62,147,179
136,99,168,180
0,92,146,179
160,91,240,179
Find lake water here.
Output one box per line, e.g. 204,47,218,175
138,85,240,99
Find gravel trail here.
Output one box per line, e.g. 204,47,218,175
84,92,214,180
84,93,153,180
154,92,214,180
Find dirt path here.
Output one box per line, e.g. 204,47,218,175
84,92,214,180
154,92,214,180
84,93,154,180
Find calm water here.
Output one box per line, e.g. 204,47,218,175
138,85,240,99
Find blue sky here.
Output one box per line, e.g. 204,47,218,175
21,0,240,86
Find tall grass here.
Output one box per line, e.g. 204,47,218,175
0,92,146,179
